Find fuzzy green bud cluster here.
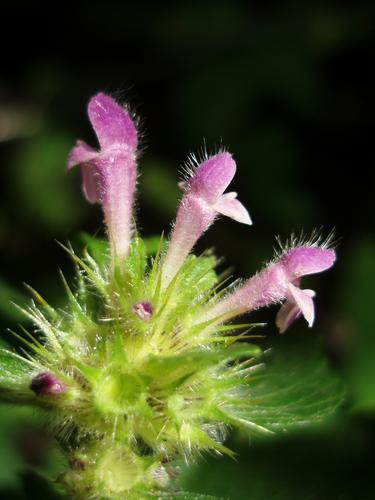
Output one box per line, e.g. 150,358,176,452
6,239,262,498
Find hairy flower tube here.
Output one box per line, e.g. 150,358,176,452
0,92,341,499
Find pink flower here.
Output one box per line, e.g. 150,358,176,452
67,92,336,334
204,245,336,332
67,92,138,260
162,152,251,285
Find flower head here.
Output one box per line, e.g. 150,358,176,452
67,92,138,261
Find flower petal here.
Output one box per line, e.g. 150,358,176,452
281,246,336,279
276,299,303,334
275,287,316,334
188,152,236,203
88,92,137,151
81,163,101,204
66,140,97,170
288,284,316,327
214,193,252,225
66,141,100,203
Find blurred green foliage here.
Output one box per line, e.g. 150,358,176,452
338,239,375,412
0,0,374,498
10,133,88,233
179,420,375,500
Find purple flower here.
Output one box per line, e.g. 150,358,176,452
162,152,251,285
66,91,336,335
30,372,65,397
204,245,336,332
67,93,138,260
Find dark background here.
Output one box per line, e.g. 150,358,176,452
0,2,374,498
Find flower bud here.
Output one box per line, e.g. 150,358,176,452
30,372,65,397
132,302,153,320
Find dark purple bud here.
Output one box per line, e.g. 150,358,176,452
30,372,65,397
132,302,153,320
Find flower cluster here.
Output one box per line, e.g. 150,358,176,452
0,93,337,499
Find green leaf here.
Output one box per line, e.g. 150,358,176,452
0,344,36,405
0,349,31,388
221,336,345,433
0,349,42,407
